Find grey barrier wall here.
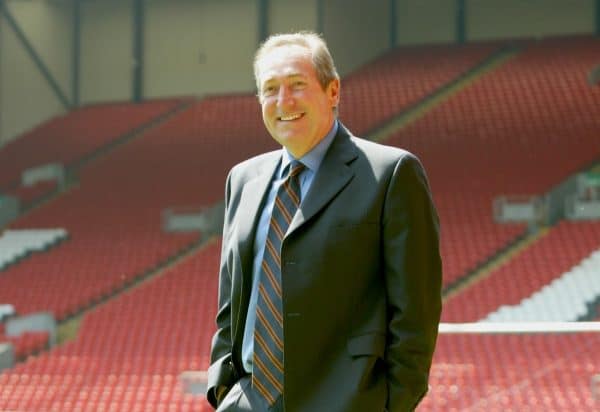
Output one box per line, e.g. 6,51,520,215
21,163,66,188
0,343,15,372
543,174,579,224
162,201,225,235
0,195,20,228
5,312,57,346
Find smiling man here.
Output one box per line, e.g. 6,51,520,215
257,43,339,159
207,31,442,412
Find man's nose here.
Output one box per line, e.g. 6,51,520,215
276,86,294,108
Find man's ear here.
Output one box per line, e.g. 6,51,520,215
327,78,341,108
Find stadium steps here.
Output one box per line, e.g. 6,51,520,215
0,228,68,273
580,288,600,321
55,235,215,345
15,99,195,216
443,227,549,301
368,44,521,143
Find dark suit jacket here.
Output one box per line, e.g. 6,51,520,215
207,124,442,412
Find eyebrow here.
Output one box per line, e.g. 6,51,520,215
262,72,307,85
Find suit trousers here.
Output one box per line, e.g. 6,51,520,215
216,376,284,412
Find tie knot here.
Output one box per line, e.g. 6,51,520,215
287,161,305,178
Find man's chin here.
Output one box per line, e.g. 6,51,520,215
272,132,304,145
270,134,306,154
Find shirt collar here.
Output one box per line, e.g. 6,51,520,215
280,120,338,177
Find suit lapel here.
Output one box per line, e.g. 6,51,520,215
236,152,281,281
288,125,358,236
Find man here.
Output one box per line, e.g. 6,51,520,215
207,31,442,412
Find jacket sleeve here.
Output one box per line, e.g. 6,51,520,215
382,153,442,411
206,170,238,408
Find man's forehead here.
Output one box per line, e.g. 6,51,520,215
258,45,314,81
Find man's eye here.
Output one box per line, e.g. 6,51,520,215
292,81,306,89
263,86,276,95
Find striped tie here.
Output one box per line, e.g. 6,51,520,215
253,160,305,406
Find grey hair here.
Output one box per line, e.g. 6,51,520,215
253,31,340,93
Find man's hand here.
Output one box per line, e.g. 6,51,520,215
215,385,230,404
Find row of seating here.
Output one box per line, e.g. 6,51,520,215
0,100,217,322
1,231,598,410
419,332,600,411
0,99,185,191
483,248,600,321
443,221,600,322
339,43,497,135
0,241,220,411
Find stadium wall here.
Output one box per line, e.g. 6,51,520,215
396,0,456,45
467,0,596,41
144,0,257,98
268,0,318,35
0,0,597,145
322,0,389,76
393,0,597,45
0,0,71,146
80,0,132,104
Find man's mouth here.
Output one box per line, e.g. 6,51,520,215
278,113,304,121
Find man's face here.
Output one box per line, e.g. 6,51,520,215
256,46,340,158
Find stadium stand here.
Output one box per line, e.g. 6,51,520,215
483,248,600,322
339,42,498,135
442,221,600,322
0,241,219,411
1,35,599,412
0,99,187,207
385,35,600,287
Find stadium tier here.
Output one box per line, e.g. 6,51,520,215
385,35,600,287
443,221,600,322
0,241,220,412
0,99,186,206
340,43,497,135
